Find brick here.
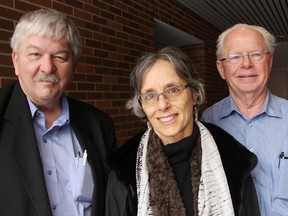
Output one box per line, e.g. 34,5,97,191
0,0,223,145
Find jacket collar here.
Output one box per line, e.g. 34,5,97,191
3,82,52,215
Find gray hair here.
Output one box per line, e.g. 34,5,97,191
216,23,278,59
126,46,205,119
10,8,81,64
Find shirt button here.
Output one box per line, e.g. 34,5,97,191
47,170,52,175
248,123,253,127
51,204,57,210
43,138,47,143
250,148,254,153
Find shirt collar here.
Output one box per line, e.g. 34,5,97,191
264,90,282,118
27,98,38,118
27,95,70,123
219,96,238,119
220,90,281,119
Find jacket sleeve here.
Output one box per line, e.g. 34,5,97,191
241,175,261,216
105,171,129,216
105,132,143,216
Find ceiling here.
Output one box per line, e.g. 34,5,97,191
176,0,288,42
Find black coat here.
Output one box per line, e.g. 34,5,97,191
105,122,260,216
0,81,116,216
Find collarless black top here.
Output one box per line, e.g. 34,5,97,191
162,123,199,216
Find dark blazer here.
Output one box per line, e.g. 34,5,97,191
0,81,116,216
105,122,260,216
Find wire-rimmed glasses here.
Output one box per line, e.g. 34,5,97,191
138,84,189,106
219,51,270,64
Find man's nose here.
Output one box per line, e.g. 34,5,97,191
241,55,253,67
40,56,55,73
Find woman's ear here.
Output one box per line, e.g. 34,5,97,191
192,92,198,106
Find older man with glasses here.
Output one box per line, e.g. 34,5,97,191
202,23,288,216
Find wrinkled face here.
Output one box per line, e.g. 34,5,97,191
217,27,273,96
12,34,75,108
140,59,196,145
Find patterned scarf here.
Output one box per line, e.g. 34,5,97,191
136,121,235,216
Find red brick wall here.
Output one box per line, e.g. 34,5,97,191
0,0,228,145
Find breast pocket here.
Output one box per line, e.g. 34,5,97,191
274,152,288,203
73,158,94,215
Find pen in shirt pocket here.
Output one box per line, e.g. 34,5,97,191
75,150,88,168
76,151,80,168
278,151,288,168
83,150,87,166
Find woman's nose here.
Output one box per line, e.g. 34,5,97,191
157,94,170,110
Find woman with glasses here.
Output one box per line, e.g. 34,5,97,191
105,47,260,216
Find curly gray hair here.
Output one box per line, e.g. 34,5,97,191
10,8,81,64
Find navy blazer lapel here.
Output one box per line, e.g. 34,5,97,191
4,83,52,215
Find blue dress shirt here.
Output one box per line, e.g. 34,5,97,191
28,96,94,216
202,91,288,216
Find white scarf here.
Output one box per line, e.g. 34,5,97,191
136,121,235,216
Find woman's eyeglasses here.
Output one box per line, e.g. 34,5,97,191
138,84,189,106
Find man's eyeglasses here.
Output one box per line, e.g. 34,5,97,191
138,84,189,106
219,51,270,64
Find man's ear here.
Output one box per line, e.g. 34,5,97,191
216,60,226,80
12,51,19,76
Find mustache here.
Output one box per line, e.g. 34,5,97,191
34,74,59,83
